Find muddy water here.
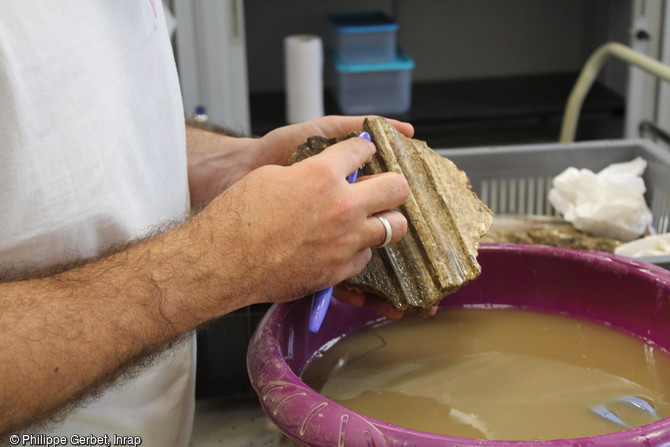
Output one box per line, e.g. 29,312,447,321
301,308,670,441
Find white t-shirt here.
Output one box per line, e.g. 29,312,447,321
0,2,194,445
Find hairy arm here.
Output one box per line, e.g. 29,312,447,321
0,130,410,435
0,216,236,435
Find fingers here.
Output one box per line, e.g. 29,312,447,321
332,286,365,306
333,287,405,320
334,287,439,320
309,135,375,180
260,114,413,169
362,295,406,320
365,210,407,248
310,115,414,139
307,137,409,250
334,210,405,281
353,171,410,215
325,210,405,287
382,118,414,138
301,135,410,216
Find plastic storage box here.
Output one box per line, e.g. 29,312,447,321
437,138,670,268
329,11,398,64
331,49,414,115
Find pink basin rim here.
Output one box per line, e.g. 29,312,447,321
247,244,670,447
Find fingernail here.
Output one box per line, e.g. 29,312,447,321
358,131,371,142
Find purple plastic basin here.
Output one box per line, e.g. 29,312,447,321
247,244,670,446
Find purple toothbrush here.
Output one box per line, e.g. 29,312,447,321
308,131,371,333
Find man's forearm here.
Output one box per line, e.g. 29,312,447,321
185,119,263,208
0,115,413,436
185,116,247,138
0,120,264,434
0,216,243,435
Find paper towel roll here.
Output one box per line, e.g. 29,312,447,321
284,35,324,124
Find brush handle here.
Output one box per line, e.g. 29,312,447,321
308,131,370,333
308,286,334,333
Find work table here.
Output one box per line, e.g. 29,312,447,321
189,397,295,446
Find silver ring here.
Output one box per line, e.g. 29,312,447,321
374,215,393,248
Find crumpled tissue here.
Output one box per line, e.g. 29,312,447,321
547,157,652,242
615,233,670,257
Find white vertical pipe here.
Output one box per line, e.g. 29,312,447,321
625,0,663,139
657,0,670,135
173,0,250,134
173,0,200,118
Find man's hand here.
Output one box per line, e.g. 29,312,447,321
186,115,414,207
257,115,414,166
185,115,415,318
191,132,410,307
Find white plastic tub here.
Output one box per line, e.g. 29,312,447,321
331,49,414,115
329,11,398,64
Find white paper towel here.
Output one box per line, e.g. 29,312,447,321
548,157,653,241
284,35,324,124
615,233,670,257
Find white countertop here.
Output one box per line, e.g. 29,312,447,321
189,397,298,447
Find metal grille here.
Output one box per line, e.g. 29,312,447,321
651,187,670,233
479,176,557,216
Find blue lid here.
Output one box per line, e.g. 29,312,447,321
332,49,415,73
329,11,398,34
